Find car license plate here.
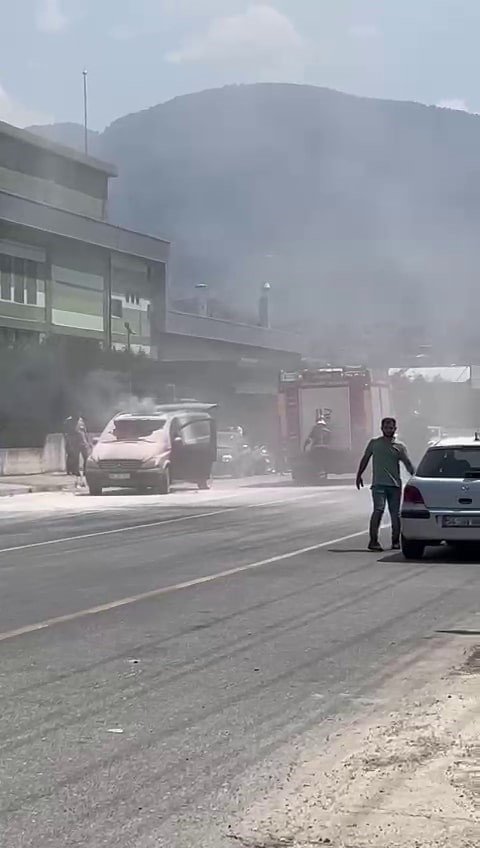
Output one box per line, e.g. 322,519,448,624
442,515,480,528
109,473,131,480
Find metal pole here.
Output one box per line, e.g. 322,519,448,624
105,253,112,350
82,69,88,155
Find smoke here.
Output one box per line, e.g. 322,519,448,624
0,343,163,448
29,82,480,366
391,371,476,462
100,82,480,365
77,370,158,434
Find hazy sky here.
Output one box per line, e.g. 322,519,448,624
2,0,480,129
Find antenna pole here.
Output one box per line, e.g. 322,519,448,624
82,69,88,155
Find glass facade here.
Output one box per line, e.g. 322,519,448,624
0,253,39,306
0,254,11,300
111,253,150,341
51,265,104,332
0,237,163,356
25,260,37,305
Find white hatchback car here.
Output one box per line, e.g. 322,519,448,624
401,436,480,559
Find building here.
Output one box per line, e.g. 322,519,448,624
0,120,168,355
0,119,303,443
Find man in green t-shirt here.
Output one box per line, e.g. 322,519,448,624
356,417,415,552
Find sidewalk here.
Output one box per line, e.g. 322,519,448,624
235,636,480,848
0,472,75,497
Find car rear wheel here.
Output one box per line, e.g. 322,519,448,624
401,536,425,560
197,479,209,490
88,483,103,496
156,468,170,495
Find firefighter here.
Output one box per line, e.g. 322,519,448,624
303,416,331,451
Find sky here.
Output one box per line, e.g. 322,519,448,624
2,0,480,130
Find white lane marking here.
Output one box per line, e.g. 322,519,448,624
0,491,341,555
0,528,368,643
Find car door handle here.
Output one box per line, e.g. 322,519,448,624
459,498,472,504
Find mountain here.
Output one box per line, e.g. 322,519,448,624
27,122,99,153
28,84,480,361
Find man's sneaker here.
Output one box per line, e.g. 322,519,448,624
391,542,401,550
368,542,383,552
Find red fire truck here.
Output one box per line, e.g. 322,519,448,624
278,367,393,482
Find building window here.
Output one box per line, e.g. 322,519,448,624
25,260,37,305
13,257,25,304
0,255,40,306
111,297,123,318
0,254,12,300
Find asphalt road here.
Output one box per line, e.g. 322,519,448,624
0,478,479,847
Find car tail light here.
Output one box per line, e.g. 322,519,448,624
403,484,425,505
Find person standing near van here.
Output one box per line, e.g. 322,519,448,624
64,416,80,477
76,414,91,479
64,414,91,484
356,417,415,552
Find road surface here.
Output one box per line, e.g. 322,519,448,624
0,478,479,847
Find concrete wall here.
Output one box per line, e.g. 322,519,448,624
1,193,171,264
0,165,104,219
0,433,65,476
0,124,112,219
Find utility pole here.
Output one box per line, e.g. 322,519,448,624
124,321,136,396
82,69,88,155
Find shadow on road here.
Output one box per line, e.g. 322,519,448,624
328,548,370,554
381,546,480,566
436,629,480,636
327,546,480,565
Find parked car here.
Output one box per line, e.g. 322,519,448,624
213,430,256,477
86,404,217,495
401,435,480,559
251,444,275,474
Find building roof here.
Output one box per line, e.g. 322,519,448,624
0,120,117,177
1,190,170,262
165,309,303,355
389,366,470,383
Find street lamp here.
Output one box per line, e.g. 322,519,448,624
195,283,208,317
259,282,271,328
82,69,88,156
124,321,135,353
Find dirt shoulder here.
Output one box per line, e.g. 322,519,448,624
232,636,480,848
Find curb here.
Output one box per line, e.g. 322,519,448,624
0,486,31,497
0,483,72,498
